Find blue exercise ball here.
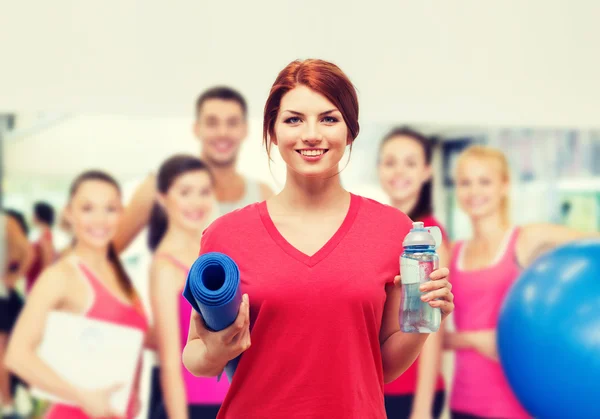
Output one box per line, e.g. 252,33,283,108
498,239,600,419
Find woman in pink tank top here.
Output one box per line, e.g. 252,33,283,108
148,155,228,419
378,127,448,419
446,146,596,419
5,170,150,419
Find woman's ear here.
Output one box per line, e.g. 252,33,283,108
346,134,354,146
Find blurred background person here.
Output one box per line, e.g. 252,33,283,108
445,145,599,419
378,127,448,419
1,7,600,417
148,155,228,419
114,86,274,255
1,211,32,418
112,86,275,418
5,171,150,419
25,201,57,293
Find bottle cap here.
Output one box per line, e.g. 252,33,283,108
403,221,440,248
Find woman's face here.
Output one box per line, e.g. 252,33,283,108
159,170,214,234
455,156,508,220
378,135,431,204
273,85,350,178
66,180,122,249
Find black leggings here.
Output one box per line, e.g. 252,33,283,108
0,290,25,399
152,403,221,419
148,367,222,419
0,289,23,333
451,411,503,419
384,390,445,418
147,367,163,419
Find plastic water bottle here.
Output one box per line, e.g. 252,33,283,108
400,221,442,333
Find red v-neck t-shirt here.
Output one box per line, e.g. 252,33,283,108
199,193,413,419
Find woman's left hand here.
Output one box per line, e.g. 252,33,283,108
392,267,454,320
418,267,454,320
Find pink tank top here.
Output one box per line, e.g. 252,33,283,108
449,228,530,419
46,258,148,419
155,253,229,405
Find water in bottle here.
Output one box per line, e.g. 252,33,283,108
400,221,441,333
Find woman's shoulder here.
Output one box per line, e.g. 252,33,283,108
210,201,261,226
202,202,262,244
33,256,77,290
358,195,413,229
149,255,186,294
47,256,76,276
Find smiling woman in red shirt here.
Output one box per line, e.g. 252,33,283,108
182,59,455,419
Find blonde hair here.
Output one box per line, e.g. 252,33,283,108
455,145,511,224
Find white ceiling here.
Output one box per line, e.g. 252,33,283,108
1,0,599,128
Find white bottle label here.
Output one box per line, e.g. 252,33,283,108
426,226,442,249
400,257,420,285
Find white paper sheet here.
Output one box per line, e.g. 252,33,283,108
31,311,144,416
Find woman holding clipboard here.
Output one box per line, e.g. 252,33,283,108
5,170,150,419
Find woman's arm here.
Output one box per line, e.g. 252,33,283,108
380,275,430,384
182,295,251,378
6,265,123,417
149,260,190,419
444,330,498,362
183,318,229,378
380,268,452,384
113,174,156,254
5,216,33,287
4,267,83,400
143,325,158,351
517,223,599,268
409,330,443,418
410,242,450,418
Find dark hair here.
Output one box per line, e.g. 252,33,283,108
148,155,212,251
195,86,247,119
4,209,29,236
33,201,55,226
69,170,135,300
379,126,436,221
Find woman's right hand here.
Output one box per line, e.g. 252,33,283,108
75,383,122,418
192,293,251,368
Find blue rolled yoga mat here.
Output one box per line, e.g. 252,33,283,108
182,252,243,382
